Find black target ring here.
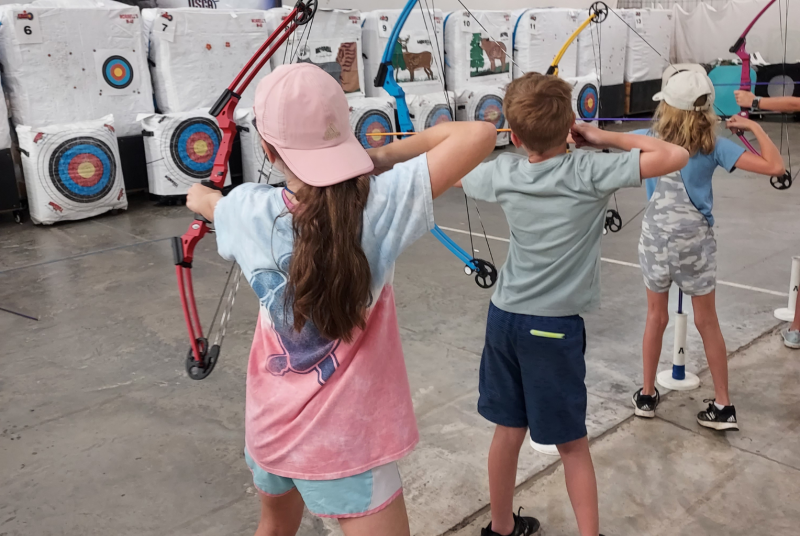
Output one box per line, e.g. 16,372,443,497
355,110,394,149
169,118,222,180
47,137,117,204
102,55,134,90
425,104,453,129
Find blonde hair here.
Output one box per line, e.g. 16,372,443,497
651,97,717,156
504,73,574,153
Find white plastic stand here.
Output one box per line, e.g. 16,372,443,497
774,256,799,322
529,438,560,456
658,291,700,391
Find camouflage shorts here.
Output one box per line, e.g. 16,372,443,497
638,172,717,296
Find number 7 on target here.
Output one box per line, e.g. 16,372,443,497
160,11,177,42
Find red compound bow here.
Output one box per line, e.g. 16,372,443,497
172,0,318,380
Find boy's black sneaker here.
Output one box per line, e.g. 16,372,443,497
632,387,660,418
482,507,540,536
696,399,739,431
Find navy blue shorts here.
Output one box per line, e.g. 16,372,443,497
478,302,588,445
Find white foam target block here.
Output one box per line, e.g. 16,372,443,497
140,109,231,196
17,114,127,225
233,107,284,185
443,10,512,94
349,96,396,151
407,92,454,133
0,2,154,137
264,8,365,100
455,86,508,147
146,8,272,114
362,8,446,99
0,73,11,150
565,73,600,125
511,8,581,79
621,9,673,83
576,8,626,85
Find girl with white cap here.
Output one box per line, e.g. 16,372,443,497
630,69,785,431
187,63,497,535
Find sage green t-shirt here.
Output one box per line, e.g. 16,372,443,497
462,150,641,317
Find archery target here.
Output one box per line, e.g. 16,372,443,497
456,86,508,147
577,83,599,120
94,49,141,95
349,97,397,150
17,115,127,225
425,105,453,128
140,110,231,196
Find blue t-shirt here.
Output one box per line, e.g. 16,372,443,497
633,129,745,227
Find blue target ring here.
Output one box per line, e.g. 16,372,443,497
425,104,453,129
102,56,134,90
48,137,116,203
476,95,505,129
577,84,599,120
355,110,393,149
170,118,221,179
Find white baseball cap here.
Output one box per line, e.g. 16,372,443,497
652,70,714,111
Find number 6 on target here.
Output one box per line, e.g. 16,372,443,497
14,10,42,44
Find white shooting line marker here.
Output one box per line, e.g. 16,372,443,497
437,226,789,298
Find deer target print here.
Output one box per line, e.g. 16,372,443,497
475,95,505,129
577,83,599,120
95,50,141,94
167,117,221,182
424,104,452,129
354,110,394,149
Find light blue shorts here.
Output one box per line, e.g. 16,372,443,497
244,449,403,518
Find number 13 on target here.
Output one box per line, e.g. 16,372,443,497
15,10,42,45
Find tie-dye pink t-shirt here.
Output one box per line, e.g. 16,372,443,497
214,155,434,479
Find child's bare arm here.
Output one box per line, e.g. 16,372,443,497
186,184,223,222
367,122,497,199
734,91,800,113
571,123,689,179
725,116,786,177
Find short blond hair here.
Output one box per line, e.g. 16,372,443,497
504,73,574,153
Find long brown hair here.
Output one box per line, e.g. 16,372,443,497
284,174,372,343
652,97,717,156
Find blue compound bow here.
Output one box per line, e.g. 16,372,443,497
373,0,498,289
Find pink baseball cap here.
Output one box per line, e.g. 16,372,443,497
253,63,374,187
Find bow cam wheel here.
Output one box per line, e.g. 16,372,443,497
605,209,622,233
295,0,317,26
472,259,498,289
770,170,792,190
590,1,608,23
185,338,219,380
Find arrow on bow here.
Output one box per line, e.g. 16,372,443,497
172,0,318,381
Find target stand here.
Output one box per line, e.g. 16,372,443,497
657,290,700,391
774,256,799,322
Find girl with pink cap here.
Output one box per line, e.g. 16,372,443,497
187,63,496,535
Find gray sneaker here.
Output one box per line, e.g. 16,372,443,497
783,329,800,349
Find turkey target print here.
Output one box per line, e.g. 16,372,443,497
475,94,505,129
424,104,453,129
577,83,599,121
95,49,141,94
354,110,394,149
32,127,120,209
165,117,222,184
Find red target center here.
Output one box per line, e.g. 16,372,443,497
186,132,215,163
67,154,103,187
366,124,388,148
110,65,128,81
583,94,596,112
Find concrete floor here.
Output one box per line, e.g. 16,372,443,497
1,121,799,536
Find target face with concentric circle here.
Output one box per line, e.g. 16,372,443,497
355,110,393,149
475,95,505,129
47,137,116,203
169,118,221,180
102,56,134,90
425,104,452,129
577,84,599,120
